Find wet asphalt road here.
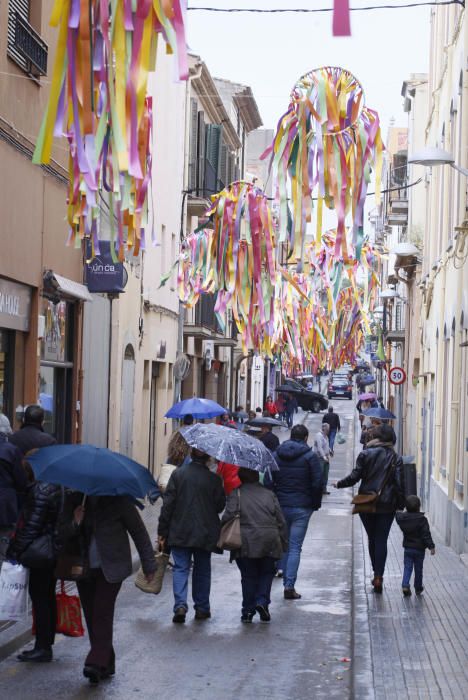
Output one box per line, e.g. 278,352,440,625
0,401,357,700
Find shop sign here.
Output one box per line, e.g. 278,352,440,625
42,300,67,363
0,278,31,332
84,241,125,293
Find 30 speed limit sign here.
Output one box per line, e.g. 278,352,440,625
388,366,406,385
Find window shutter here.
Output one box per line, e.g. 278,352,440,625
188,98,198,192
219,143,228,190
197,110,206,196
7,0,31,73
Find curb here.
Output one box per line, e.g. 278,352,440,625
350,399,375,699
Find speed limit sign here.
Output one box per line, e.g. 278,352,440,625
388,366,406,385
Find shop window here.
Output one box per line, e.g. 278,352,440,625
40,300,75,442
0,329,14,422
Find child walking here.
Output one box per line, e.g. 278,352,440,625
395,495,435,596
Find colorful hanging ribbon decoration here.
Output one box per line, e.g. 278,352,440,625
33,0,188,259
261,66,384,265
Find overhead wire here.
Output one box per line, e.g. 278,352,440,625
187,1,464,13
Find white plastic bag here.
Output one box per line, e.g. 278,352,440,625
0,561,29,620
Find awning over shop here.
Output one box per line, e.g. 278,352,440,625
43,271,92,302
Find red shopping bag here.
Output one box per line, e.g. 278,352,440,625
56,580,84,637
32,581,84,638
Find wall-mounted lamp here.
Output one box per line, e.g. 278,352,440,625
408,147,468,177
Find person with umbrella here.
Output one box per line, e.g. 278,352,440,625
20,444,161,681
59,493,157,685
284,394,298,429
221,467,287,623
158,446,226,624
264,396,278,417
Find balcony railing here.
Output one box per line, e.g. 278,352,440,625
9,12,48,77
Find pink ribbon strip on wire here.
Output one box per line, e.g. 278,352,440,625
333,0,351,36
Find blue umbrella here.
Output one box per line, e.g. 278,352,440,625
360,374,376,385
165,397,227,419
27,445,160,501
362,407,396,420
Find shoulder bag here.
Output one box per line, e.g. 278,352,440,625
19,487,65,569
351,455,396,515
217,489,242,551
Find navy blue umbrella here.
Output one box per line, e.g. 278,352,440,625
27,445,160,501
165,397,227,419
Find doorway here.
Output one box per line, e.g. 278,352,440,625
120,344,135,457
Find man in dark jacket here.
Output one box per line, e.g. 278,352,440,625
158,450,226,623
257,425,280,452
0,443,28,556
9,405,57,455
272,424,323,599
322,406,341,455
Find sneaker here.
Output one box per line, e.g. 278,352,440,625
241,612,255,623
402,586,412,597
255,604,271,622
194,609,211,620
172,607,187,623
284,588,301,600
415,587,424,595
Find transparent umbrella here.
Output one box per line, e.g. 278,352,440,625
181,424,279,473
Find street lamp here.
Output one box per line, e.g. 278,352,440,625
408,147,468,177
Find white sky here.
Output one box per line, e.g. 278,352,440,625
186,0,431,135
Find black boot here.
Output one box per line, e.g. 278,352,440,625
17,648,52,663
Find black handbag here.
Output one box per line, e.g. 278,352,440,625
54,551,89,581
19,533,56,568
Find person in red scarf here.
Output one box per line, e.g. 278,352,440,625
217,462,241,495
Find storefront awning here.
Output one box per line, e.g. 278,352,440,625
45,271,92,302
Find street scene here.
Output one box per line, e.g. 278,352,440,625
1,1,468,699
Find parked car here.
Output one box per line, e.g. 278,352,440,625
281,379,329,413
328,377,353,400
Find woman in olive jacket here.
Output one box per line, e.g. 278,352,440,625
335,424,405,593
60,494,156,685
222,468,287,623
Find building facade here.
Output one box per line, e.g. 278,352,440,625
0,0,88,443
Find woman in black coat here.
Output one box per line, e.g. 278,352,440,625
7,480,63,662
334,424,405,593
60,494,157,685
0,443,28,555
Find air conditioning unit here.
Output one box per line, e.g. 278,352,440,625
202,340,215,370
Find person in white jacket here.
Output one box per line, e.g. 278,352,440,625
314,424,331,495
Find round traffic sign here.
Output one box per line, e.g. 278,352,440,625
388,366,406,385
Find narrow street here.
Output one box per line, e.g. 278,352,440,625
1,402,468,699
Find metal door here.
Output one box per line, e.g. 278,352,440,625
120,344,135,457
148,362,159,475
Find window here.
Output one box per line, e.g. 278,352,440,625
7,0,48,78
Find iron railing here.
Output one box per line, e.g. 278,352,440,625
12,12,48,76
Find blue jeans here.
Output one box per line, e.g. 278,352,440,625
359,513,394,577
329,429,337,451
236,557,275,615
402,548,425,590
171,547,212,613
279,507,313,589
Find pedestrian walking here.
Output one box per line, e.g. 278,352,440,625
272,424,323,599
0,443,28,560
0,411,12,441
322,406,341,455
264,396,278,417
158,448,226,623
395,495,435,596
7,476,63,663
9,405,57,455
314,423,331,494
158,430,191,493
275,393,286,422
59,494,156,684
217,461,241,495
222,468,287,623
334,424,405,593
257,424,280,452
284,394,298,428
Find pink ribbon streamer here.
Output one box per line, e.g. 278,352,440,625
333,0,351,36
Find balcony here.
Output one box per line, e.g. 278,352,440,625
8,12,48,77
387,198,408,227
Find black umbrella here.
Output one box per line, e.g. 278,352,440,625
246,417,284,428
